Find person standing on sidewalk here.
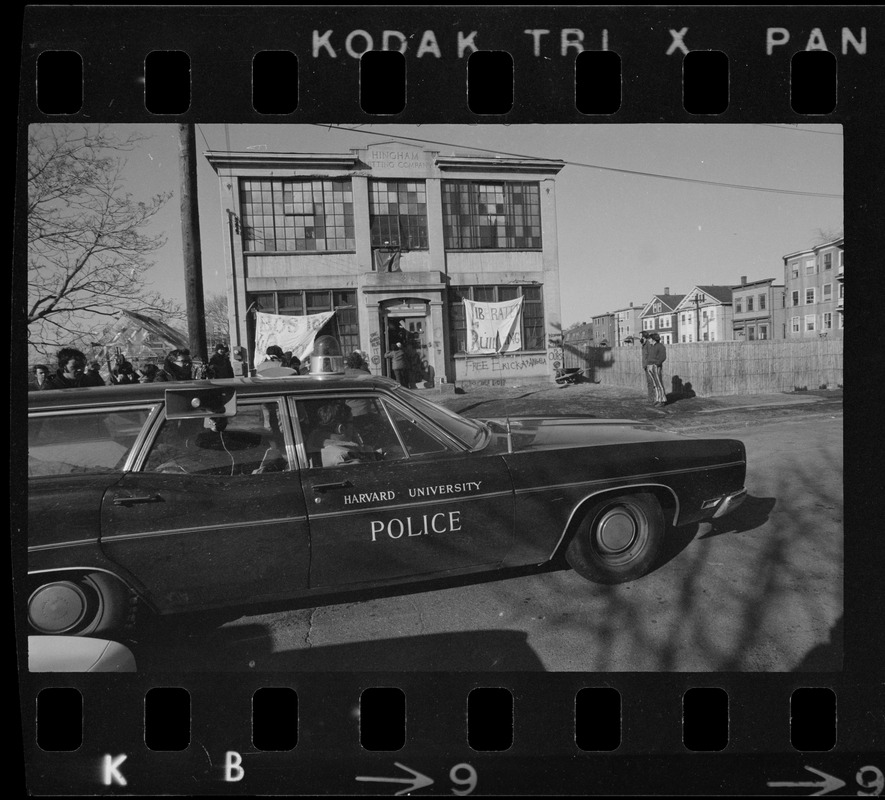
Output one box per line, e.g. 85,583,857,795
646,332,668,406
639,331,655,404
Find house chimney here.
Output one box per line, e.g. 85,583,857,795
664,287,669,295
741,275,747,285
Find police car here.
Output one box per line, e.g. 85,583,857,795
25,337,747,637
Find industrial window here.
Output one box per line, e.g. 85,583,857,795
246,290,361,354
448,284,545,353
369,180,428,249
442,181,541,250
240,179,355,252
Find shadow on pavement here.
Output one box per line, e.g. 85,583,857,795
697,495,777,539
792,615,843,672
132,626,545,672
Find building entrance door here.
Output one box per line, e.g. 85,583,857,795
381,300,429,388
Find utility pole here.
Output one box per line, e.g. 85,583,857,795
178,123,208,363
693,293,701,342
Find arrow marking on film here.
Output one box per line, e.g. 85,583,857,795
767,766,846,796
356,762,434,795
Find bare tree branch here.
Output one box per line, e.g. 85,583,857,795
27,124,174,360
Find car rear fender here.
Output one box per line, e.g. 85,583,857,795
26,566,154,613
553,483,679,559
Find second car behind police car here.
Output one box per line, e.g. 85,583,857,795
26,337,747,638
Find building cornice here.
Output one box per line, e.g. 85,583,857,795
205,151,361,172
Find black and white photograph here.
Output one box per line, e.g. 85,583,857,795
14,5,882,797
24,121,845,674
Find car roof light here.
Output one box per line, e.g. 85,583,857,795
309,335,345,379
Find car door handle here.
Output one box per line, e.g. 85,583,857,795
312,481,352,493
113,494,161,505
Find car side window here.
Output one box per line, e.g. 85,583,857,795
298,397,406,468
142,400,292,476
383,402,451,457
28,409,152,477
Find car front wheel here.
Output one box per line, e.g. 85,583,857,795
28,572,134,636
566,492,665,584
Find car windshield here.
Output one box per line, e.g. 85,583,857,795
396,388,489,450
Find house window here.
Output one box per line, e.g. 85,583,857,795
653,302,662,313
791,262,799,278
759,324,768,340
759,294,766,310
823,283,832,300
246,289,361,354
643,318,655,331
369,179,428,249
681,313,686,325
660,315,671,328
240,178,355,252
746,297,754,312
735,299,742,313
806,288,815,305
838,251,843,268
682,335,686,342
791,290,800,306
838,283,844,300
747,326,756,341
703,332,709,341
791,316,800,333
448,284,545,353
805,259,815,275
838,311,844,328
805,314,816,332
442,181,542,250
824,252,832,270
823,312,833,330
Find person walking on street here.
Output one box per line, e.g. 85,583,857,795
47,348,106,389
384,342,409,387
646,332,668,406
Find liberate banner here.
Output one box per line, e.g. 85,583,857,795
464,297,524,354
253,310,335,364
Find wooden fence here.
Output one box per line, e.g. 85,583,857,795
562,340,843,396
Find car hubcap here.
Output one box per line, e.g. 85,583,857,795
28,581,89,634
596,508,638,554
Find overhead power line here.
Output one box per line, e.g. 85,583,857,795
311,124,843,200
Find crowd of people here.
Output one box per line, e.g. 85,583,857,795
27,343,376,390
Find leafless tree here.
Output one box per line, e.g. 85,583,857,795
812,226,844,245
27,124,177,358
204,292,230,346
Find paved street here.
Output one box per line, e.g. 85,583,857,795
135,406,842,673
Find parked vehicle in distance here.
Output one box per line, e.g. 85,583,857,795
25,340,746,638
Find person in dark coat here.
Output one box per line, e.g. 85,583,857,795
384,342,409,386
208,344,235,379
156,349,195,382
47,348,105,389
645,332,668,406
639,331,655,404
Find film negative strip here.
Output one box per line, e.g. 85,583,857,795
14,4,883,796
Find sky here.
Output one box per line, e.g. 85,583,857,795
55,122,843,328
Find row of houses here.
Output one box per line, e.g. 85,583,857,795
567,237,844,348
